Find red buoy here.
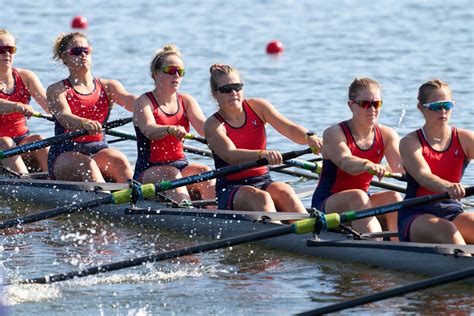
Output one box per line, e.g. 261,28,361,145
266,40,284,54
71,16,88,29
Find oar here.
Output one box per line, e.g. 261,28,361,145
16,217,319,284
32,112,55,121
105,129,207,145
11,186,473,284
297,267,474,315
368,169,407,182
0,147,312,229
320,186,474,231
0,117,133,160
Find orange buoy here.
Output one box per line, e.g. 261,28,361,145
266,40,284,54
71,16,88,29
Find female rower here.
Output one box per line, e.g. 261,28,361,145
133,45,215,204
204,64,323,214
312,77,403,234
0,28,49,174
399,79,473,244
47,32,136,182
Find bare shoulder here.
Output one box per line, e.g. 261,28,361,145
400,130,419,149
246,97,270,107
47,80,66,96
135,93,152,107
179,93,199,107
15,68,39,82
204,113,220,130
457,127,474,138
323,123,344,141
99,78,121,89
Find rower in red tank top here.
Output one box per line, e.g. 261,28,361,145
0,28,50,174
47,32,136,183
56,78,110,143
312,77,404,235
399,79,473,244
212,100,268,181
133,44,215,206
204,64,322,214
0,68,31,138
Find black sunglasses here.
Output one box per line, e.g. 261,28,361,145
217,83,243,94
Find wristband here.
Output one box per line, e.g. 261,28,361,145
305,131,317,143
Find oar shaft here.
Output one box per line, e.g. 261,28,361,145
20,224,295,284
32,112,55,121
0,195,114,229
154,148,312,192
299,267,474,315
0,117,132,159
184,133,207,144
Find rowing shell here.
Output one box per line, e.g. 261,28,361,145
0,175,472,284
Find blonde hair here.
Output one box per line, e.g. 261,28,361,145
150,44,182,78
209,64,241,93
0,29,16,44
52,32,89,62
417,79,452,105
348,77,381,100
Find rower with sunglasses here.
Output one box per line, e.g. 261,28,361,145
0,29,50,174
47,32,136,183
204,64,322,217
312,77,404,235
398,79,474,244
133,45,215,204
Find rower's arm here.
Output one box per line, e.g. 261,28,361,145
400,132,453,192
101,79,137,112
204,116,261,164
323,125,368,175
380,125,404,173
19,69,49,113
458,128,474,160
181,93,206,136
133,94,169,140
47,82,84,130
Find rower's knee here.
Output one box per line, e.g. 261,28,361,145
347,190,370,210
0,137,15,150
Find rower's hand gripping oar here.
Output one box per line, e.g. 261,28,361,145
0,148,312,229
0,117,133,160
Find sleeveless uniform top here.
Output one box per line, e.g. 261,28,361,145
54,78,110,143
405,127,468,198
316,121,385,194
0,68,31,138
212,100,268,181
135,92,189,163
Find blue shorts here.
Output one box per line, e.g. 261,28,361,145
216,173,274,210
133,159,189,182
311,189,370,213
398,200,463,242
12,131,30,144
48,141,109,179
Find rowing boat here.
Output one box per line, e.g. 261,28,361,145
0,171,473,284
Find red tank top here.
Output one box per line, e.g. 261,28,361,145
146,92,190,162
0,68,31,138
62,78,110,142
213,100,268,181
407,128,468,197
330,122,384,193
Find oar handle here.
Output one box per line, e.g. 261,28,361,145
184,133,207,144
0,117,132,159
32,112,55,121
284,158,322,174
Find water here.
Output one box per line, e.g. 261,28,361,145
1,0,473,314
